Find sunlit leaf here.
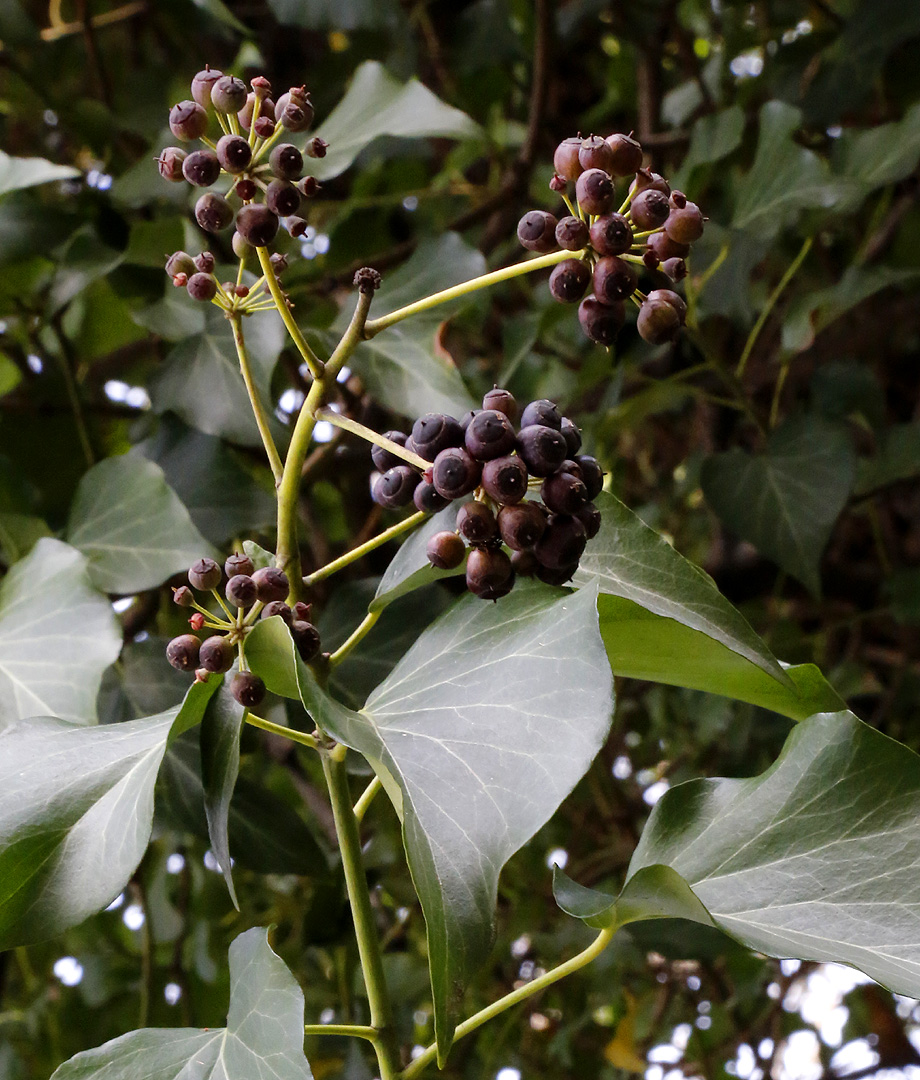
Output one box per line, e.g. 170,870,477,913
0,151,79,196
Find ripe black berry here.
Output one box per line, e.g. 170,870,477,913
480,455,528,505
553,136,584,181
266,179,301,218
578,295,625,346
498,502,547,550
555,215,590,251
575,169,614,215
182,149,221,187
252,567,289,602
534,514,587,569
536,562,578,587
186,273,217,302
291,620,322,663
261,601,293,624
466,547,514,600
457,501,498,544
482,387,517,422
226,574,257,608
412,413,464,459
231,671,265,708
371,431,408,472
372,466,420,508
216,134,252,173
269,143,304,180
605,133,643,176
189,557,221,590
629,188,670,230
549,258,591,304
510,549,539,576
517,210,558,253
589,213,633,256
211,75,248,113
637,298,681,345
170,100,208,141
516,424,567,477
414,480,451,513
542,470,588,515
576,501,601,539
520,399,561,430
574,455,604,499
593,256,637,305
199,635,234,673
427,531,466,569
166,634,201,672
431,447,481,500
560,417,582,456
235,204,279,247
157,147,187,182
465,409,517,461
191,66,223,107
578,135,614,173
196,193,233,232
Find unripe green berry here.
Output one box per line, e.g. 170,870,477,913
166,251,196,278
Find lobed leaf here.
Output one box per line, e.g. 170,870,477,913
200,681,245,908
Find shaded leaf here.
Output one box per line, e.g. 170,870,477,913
0,512,50,565
701,415,856,595
51,927,313,1079
558,711,920,998
0,151,79,196
855,423,920,495
269,0,402,29
0,538,121,730
66,455,217,593
200,681,245,908
833,101,920,193
678,104,745,178
311,61,480,181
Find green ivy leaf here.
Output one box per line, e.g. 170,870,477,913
0,678,217,949
677,104,745,182
556,711,920,998
855,423,920,495
371,503,465,612
311,61,480,181
200,681,245,908
51,927,313,1079
0,151,79,196
66,455,217,594
701,415,856,595
0,538,121,730
832,100,920,194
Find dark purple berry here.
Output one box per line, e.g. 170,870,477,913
371,431,409,472
252,567,289,603
266,179,301,218
231,671,265,708
157,147,187,182
549,258,591,303
166,634,201,672
578,295,625,345
578,135,614,173
516,424,567,477
216,134,252,173
605,133,643,176
427,531,466,569
520,399,561,430
647,288,687,325
498,502,547,550
170,100,208,141
199,635,234,673
542,470,588,514
269,143,304,180
517,210,558,253
630,169,670,196
299,176,321,198
305,137,328,158
372,466,420,508
414,481,451,513
194,251,216,274
575,169,614,215
412,413,464,459
189,557,221,590
589,213,633,256
292,602,312,622
481,455,528,505
226,574,257,607
173,585,194,606
261,601,293,624
511,549,539,576
235,178,257,201
466,547,514,600
456,501,498,544
225,553,254,578
560,418,582,456
182,149,220,187
536,562,578,587
291,620,322,663
482,387,517,422
166,251,196,277
431,447,481,500
465,409,517,461
191,66,223,108
661,257,687,281
459,409,479,432
211,75,247,114
253,115,276,139
535,515,587,569
285,217,309,238
665,201,704,244
196,193,233,232
575,501,601,539
553,137,583,181
279,100,311,132
238,93,274,131
574,455,604,499
646,231,690,262
235,204,279,247
630,188,670,230
555,215,590,251
637,298,681,345
186,272,217,302
593,256,638,305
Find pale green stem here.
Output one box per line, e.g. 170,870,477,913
255,245,325,380
735,235,813,379
329,610,382,667
363,248,583,338
229,313,284,484
314,408,432,470
304,1023,379,1042
304,510,428,588
769,360,791,429
400,925,615,1080
322,745,400,1080
353,776,382,824
560,192,579,219
210,588,236,623
251,123,285,165
245,712,320,750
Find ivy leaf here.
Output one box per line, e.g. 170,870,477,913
51,926,313,1080
832,100,920,194
0,679,217,949
556,711,920,998
855,423,920,494
66,456,217,594
0,538,121,730
677,104,745,180
371,503,465,612
0,151,79,196
311,61,480,181
200,681,245,908
701,415,856,595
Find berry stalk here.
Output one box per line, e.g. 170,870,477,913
256,245,325,380
229,312,284,483
303,510,428,588
314,408,431,470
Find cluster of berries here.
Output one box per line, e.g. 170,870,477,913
166,553,322,709
163,247,289,305
370,388,603,599
517,132,702,347
157,66,324,301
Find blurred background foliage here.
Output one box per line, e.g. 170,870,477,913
1,1,919,1078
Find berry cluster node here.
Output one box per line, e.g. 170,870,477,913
517,132,705,347
369,388,604,599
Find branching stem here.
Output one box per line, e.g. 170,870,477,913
304,510,428,588
315,408,431,470
256,246,325,380
245,712,320,750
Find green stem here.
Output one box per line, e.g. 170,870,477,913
304,1023,379,1042
400,926,615,1080
353,775,382,824
245,712,320,750
275,287,376,600
315,408,431,470
229,313,284,484
322,745,400,1080
304,510,428,588
363,248,582,338
256,245,325,381
329,610,382,667
735,235,813,378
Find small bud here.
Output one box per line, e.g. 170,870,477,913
253,115,276,139
305,137,328,159
354,267,382,293
549,173,568,193
251,75,272,98
194,668,210,683
173,585,194,607
298,176,321,198
189,612,206,631
235,178,257,201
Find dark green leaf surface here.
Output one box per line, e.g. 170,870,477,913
678,104,745,178
311,61,479,181
0,151,79,195
66,456,217,593
574,492,788,684
371,503,465,612
200,682,245,908
51,926,313,1079
0,538,121,729
560,712,920,998
701,416,856,595
833,100,920,193
855,423,920,494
